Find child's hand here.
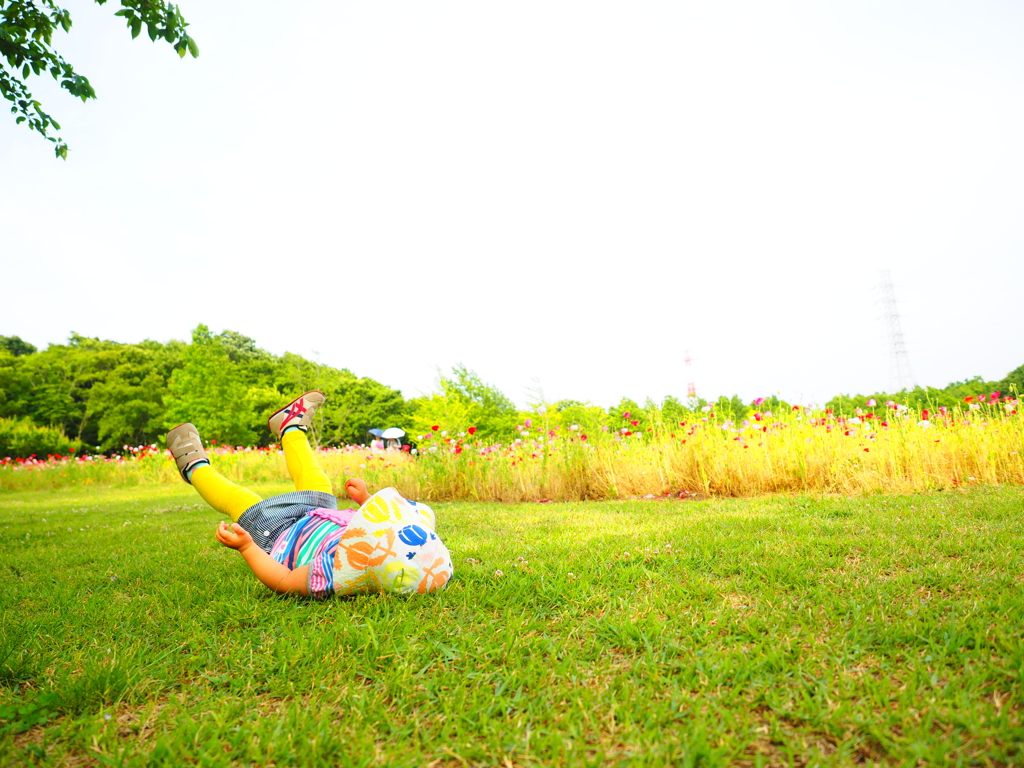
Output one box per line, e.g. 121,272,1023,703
215,521,254,552
345,478,371,505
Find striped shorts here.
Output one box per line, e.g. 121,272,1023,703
237,490,339,552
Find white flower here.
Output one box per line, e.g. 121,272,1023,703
848,417,862,425
701,405,712,413
494,570,504,577
441,430,448,437
569,424,579,431
917,420,932,428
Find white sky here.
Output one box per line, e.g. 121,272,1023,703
2,0,1022,408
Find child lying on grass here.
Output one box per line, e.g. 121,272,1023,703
165,391,453,598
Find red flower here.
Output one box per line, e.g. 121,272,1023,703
679,421,687,426
431,425,440,431
467,426,477,435
623,431,632,437
622,412,631,419
630,420,639,426
580,434,588,441
990,391,1001,401
401,445,410,452
921,409,929,421
964,396,975,403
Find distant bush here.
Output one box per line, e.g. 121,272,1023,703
0,418,82,458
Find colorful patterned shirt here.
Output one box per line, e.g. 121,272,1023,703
269,507,357,599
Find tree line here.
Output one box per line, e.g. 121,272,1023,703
0,328,1020,458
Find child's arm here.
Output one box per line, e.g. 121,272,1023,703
215,522,310,596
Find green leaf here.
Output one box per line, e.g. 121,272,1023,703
186,36,199,58
147,23,158,42
22,64,29,78
131,17,141,39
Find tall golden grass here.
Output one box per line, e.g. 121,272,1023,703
2,401,1021,500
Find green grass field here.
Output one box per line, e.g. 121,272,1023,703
1,485,1022,766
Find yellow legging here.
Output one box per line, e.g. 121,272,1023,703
190,430,333,521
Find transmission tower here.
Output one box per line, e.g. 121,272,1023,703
878,270,915,392
685,349,696,398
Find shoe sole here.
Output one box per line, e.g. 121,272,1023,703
268,391,326,437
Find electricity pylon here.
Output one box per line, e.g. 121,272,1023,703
878,270,915,392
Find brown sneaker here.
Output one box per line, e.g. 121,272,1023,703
166,423,209,483
268,391,326,440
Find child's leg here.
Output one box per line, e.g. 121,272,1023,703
282,429,333,494
190,465,262,522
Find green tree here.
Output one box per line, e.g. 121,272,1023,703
660,395,689,426
164,325,256,446
997,364,1024,397
407,366,518,441
552,399,610,435
6,333,125,446
85,341,180,449
1,0,198,158
0,335,36,356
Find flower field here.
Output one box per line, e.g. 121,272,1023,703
3,396,1021,500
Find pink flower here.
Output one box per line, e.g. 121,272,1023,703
622,412,631,419
753,397,765,406
866,399,876,407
